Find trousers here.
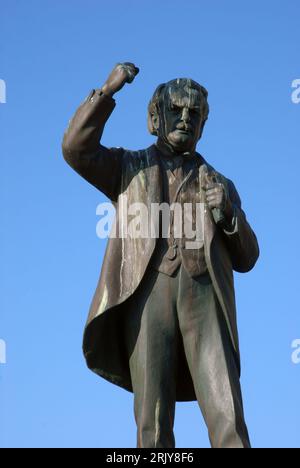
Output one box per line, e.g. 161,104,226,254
123,265,251,448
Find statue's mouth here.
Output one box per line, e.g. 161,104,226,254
175,123,193,133
175,128,191,135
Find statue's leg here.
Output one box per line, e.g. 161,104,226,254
124,266,179,448
177,267,251,448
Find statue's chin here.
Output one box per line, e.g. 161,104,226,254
166,131,194,153
167,139,192,153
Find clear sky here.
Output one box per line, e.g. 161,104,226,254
0,0,299,448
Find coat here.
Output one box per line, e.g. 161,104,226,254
62,89,260,401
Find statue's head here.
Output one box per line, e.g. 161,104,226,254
148,78,209,154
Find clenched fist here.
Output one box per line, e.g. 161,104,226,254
204,181,234,222
101,62,139,97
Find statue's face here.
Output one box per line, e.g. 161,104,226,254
160,86,203,153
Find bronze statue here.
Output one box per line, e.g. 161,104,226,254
62,62,259,448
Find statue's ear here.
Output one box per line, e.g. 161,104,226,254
148,111,160,136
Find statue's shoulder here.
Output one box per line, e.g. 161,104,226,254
122,145,157,170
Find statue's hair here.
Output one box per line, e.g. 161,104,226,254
148,78,209,136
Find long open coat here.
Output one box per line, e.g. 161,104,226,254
62,89,259,401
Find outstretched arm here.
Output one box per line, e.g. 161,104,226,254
62,62,139,201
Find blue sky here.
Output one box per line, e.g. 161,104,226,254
0,0,299,448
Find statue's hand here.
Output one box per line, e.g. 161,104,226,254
101,62,139,97
203,182,234,222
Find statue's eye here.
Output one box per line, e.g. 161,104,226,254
170,104,181,112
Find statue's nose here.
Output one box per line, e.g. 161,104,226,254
182,107,190,122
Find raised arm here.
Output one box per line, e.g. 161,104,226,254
62,62,139,201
